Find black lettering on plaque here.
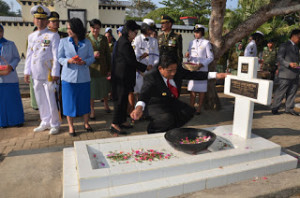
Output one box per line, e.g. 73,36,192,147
230,79,259,99
241,63,249,73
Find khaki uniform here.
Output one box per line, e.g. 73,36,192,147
262,47,277,71
262,47,277,80
158,30,183,64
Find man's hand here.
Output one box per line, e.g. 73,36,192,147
24,75,30,83
139,53,148,60
130,106,143,120
216,73,229,79
289,62,298,68
52,76,59,82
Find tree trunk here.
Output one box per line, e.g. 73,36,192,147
204,0,300,111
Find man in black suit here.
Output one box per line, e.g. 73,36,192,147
130,54,227,133
271,29,300,116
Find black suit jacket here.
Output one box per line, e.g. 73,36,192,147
139,67,208,114
277,40,300,79
111,36,147,90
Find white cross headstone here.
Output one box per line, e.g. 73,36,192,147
224,57,273,139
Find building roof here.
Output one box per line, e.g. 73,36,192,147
99,0,130,7
0,16,23,22
136,22,194,31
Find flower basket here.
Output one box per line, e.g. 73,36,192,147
183,62,201,71
164,128,216,155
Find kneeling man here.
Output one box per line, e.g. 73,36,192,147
131,54,227,133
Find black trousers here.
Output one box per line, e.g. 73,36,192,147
147,100,195,133
271,78,299,112
112,84,130,125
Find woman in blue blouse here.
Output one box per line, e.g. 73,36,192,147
58,18,95,136
0,24,24,127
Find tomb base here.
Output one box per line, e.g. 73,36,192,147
63,125,297,198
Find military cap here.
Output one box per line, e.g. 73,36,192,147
161,15,174,24
193,24,207,32
30,5,50,19
142,18,156,30
49,11,60,21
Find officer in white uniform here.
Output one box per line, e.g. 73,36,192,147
133,18,159,93
24,5,61,135
186,24,214,115
244,31,264,57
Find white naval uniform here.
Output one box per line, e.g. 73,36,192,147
187,38,214,92
24,28,61,128
244,40,257,57
133,34,159,93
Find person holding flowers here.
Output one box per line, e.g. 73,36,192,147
58,18,95,136
0,24,24,128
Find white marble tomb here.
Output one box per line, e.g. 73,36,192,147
63,57,297,197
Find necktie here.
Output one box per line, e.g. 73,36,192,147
167,79,178,98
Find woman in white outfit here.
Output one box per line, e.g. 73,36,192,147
185,25,214,115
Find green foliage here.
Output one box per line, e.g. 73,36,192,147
223,0,300,47
0,0,18,16
127,0,157,18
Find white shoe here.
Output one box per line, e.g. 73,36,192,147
49,127,60,135
34,125,51,132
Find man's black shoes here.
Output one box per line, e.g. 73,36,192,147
285,110,300,116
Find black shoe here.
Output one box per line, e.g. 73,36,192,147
89,116,96,120
84,125,93,132
285,110,300,116
69,130,77,137
271,109,279,115
110,126,128,135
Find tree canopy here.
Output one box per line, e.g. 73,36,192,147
0,0,19,16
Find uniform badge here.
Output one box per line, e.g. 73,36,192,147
41,40,50,47
162,92,167,96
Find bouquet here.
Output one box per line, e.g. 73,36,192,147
72,55,82,62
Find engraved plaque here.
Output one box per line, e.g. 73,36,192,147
241,63,249,73
230,79,258,99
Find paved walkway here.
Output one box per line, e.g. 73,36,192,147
1,81,300,197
